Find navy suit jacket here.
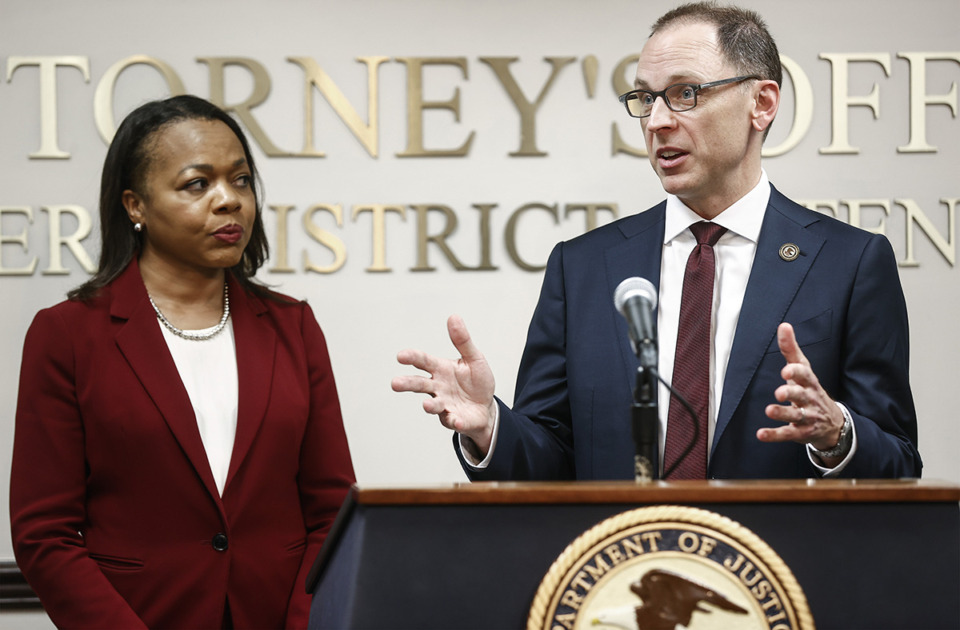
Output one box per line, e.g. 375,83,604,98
457,185,921,480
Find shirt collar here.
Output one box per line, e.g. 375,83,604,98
663,170,770,244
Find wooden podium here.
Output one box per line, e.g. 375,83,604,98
306,480,960,630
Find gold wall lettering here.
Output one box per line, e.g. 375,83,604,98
394,57,474,157
897,52,960,153
199,56,292,157
41,205,96,275
303,204,348,274
287,56,388,158
6,56,90,159
0,207,38,276
94,56,186,143
1,199,956,275
479,56,576,157
819,53,892,155
6,52,957,160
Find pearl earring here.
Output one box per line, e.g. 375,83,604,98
134,223,143,232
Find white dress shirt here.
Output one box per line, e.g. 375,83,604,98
657,172,768,466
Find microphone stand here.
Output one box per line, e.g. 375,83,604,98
633,337,659,483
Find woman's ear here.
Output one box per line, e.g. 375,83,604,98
122,189,145,227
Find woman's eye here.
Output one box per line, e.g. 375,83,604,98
235,174,252,187
184,178,207,191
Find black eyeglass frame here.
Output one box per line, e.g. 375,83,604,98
618,75,761,118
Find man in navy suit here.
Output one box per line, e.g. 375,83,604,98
392,2,921,480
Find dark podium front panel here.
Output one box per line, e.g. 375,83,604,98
307,480,960,630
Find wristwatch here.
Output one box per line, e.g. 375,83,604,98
810,413,852,459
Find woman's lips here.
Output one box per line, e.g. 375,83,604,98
212,225,244,244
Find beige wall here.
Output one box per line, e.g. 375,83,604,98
1,5,957,622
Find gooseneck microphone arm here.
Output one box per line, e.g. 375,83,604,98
632,354,703,481
614,278,660,483
632,363,659,483
614,277,704,482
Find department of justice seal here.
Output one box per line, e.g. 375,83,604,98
528,506,814,630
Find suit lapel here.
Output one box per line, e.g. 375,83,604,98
111,261,222,502
714,188,826,447
224,278,276,493
604,204,667,392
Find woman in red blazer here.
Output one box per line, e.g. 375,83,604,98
10,95,356,629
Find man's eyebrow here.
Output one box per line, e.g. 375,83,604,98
634,75,700,90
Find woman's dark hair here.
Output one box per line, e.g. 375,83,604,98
69,94,272,301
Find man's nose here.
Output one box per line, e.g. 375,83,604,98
645,96,676,130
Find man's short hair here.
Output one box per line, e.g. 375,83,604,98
651,2,783,88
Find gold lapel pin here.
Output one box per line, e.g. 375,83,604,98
779,243,800,261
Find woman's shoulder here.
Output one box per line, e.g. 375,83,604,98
262,288,303,306
32,291,111,325
22,294,112,357
239,285,318,330
244,285,305,311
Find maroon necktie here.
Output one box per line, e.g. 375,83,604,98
663,222,727,479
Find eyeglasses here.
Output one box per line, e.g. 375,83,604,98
618,75,760,118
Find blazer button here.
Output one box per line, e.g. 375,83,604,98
212,533,229,551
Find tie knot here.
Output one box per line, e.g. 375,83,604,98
689,222,727,246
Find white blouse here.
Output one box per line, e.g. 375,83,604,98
158,318,238,496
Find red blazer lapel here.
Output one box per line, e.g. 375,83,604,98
224,276,276,493
110,261,222,503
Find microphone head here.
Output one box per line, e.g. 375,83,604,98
614,277,658,313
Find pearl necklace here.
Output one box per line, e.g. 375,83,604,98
149,283,230,341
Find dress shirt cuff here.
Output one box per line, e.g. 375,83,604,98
807,401,857,477
458,402,500,469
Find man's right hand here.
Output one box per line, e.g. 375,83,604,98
391,315,498,456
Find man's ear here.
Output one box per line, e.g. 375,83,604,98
751,79,780,133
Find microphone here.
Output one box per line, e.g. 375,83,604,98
614,277,658,368
613,277,660,483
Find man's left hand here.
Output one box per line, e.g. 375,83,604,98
757,322,845,454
